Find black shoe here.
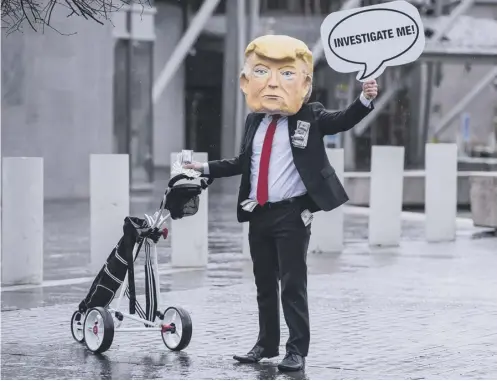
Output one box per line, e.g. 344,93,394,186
277,352,305,371
233,345,279,363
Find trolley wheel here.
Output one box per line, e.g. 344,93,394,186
83,307,114,353
161,306,192,351
70,310,85,343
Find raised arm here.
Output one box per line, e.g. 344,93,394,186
314,79,378,136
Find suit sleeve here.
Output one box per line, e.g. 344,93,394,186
313,97,374,136
207,156,241,178
206,115,251,179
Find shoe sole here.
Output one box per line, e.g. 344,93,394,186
233,353,279,364
233,356,260,364
277,364,304,372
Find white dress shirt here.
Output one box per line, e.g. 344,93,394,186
204,93,372,203
248,114,307,202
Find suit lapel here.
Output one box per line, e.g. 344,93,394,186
240,113,263,190
287,114,298,146
246,113,264,157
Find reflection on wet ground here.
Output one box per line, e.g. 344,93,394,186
2,177,497,379
1,177,493,311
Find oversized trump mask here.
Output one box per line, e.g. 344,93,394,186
240,35,314,116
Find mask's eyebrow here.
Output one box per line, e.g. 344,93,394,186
278,64,297,70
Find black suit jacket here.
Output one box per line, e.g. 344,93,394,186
208,97,374,222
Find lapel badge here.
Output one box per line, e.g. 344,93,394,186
292,120,310,149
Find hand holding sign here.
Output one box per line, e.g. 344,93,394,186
320,0,425,81
362,80,378,100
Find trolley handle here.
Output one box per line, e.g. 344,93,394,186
200,176,214,190
167,173,193,188
167,173,214,190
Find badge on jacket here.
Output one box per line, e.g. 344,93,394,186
292,121,310,149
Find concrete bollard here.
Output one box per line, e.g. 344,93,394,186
369,146,405,246
170,152,208,267
90,154,130,274
1,157,44,285
309,148,344,253
242,222,250,258
425,143,458,242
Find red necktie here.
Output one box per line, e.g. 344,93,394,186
257,115,280,205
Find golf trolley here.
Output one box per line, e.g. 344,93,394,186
70,167,212,354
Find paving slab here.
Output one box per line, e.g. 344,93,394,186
2,237,497,380
2,176,497,379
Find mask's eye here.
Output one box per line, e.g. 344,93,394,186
253,67,269,77
281,70,295,79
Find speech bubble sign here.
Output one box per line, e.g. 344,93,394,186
320,0,425,81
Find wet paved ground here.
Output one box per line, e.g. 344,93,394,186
2,177,497,379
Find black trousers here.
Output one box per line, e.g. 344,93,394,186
248,199,311,357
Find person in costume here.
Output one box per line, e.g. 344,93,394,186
185,34,378,371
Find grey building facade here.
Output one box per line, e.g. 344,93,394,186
2,9,114,199
2,0,497,199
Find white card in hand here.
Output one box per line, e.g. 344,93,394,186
301,209,313,227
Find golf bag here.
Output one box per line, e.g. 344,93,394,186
77,178,205,322
78,217,162,322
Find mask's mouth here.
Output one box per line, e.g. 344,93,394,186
263,95,283,100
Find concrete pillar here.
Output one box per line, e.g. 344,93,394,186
469,173,497,228
90,154,130,273
309,148,345,253
153,2,185,168
235,0,247,152
369,146,405,246
170,152,208,267
344,74,357,170
1,157,44,285
221,0,239,159
0,74,2,267
425,143,458,242
406,63,424,167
